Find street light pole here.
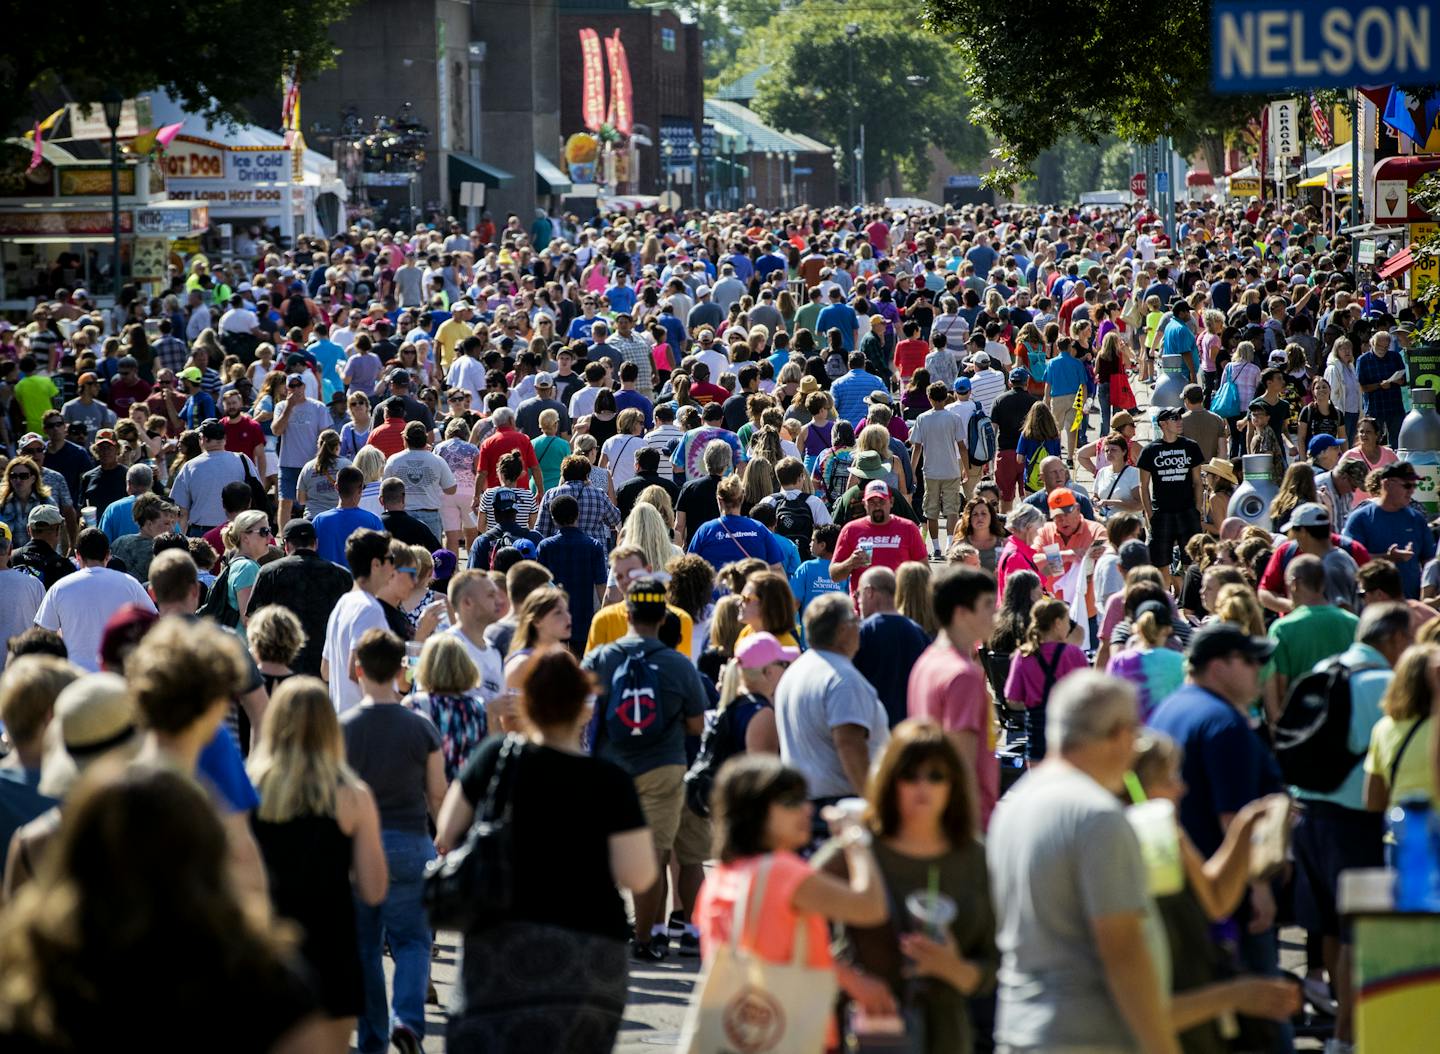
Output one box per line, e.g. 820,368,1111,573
786,150,796,207
845,23,859,204
661,138,672,203
689,140,701,209
101,89,124,308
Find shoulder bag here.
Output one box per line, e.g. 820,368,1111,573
1209,363,1242,419
680,855,837,1054
422,733,523,931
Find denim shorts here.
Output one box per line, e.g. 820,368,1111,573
279,465,303,501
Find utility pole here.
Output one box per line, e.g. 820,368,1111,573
845,23,859,204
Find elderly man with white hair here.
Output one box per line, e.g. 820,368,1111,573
97,463,155,544
988,671,1181,1054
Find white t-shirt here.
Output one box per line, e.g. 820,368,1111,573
1093,464,1141,517
442,624,505,705
447,356,487,403
985,340,1013,368
34,566,156,672
756,488,832,525
0,569,46,671
693,346,730,380
601,433,646,490
384,449,456,511
323,589,388,713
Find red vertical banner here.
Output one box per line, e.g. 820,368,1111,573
605,30,634,136
580,29,606,132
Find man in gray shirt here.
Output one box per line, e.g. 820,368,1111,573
393,252,426,308
272,372,332,526
775,593,890,807
749,288,785,336
987,671,1179,1054
169,419,253,534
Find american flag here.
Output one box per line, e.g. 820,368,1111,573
1310,94,1333,147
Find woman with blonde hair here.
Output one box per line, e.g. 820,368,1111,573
352,445,387,516
247,604,306,696
404,633,487,783
1214,582,1267,638
221,509,273,640
249,677,388,1051
895,560,939,637
704,594,746,669
741,455,778,513
1364,641,1440,810
0,456,54,548
617,501,682,581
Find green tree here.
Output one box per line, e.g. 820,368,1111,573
0,0,356,136
731,5,989,199
923,0,1270,188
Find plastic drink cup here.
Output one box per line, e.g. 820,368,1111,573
905,889,958,942
1043,542,1062,575
404,641,423,686
857,539,875,565
834,797,868,824
1126,799,1185,896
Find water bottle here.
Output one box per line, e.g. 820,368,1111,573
81,506,97,529
1389,795,1440,911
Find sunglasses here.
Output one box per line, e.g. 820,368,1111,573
898,768,949,784
247,526,273,537
1396,480,1418,490
8,472,34,481
395,565,418,576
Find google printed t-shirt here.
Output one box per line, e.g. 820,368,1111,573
687,514,785,569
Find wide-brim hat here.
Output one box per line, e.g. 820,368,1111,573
1199,458,1238,487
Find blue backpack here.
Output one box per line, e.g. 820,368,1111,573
967,404,997,465
593,641,668,750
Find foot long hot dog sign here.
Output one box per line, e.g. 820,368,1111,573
1213,1,1440,91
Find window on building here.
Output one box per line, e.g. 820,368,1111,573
661,27,676,51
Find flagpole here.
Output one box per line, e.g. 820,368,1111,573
1350,89,1360,277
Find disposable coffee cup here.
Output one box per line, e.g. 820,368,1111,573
905,889,958,942
1126,799,1185,896
834,797,868,824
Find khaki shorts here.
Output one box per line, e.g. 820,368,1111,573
632,764,686,856
673,803,713,866
1048,393,1079,436
922,475,964,520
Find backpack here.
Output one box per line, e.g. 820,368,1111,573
683,705,743,817
197,559,241,628
1273,656,1369,792
283,296,311,330
593,641,669,751
967,404,997,465
774,493,815,559
1024,444,1047,493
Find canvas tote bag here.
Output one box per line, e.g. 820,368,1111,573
680,855,838,1054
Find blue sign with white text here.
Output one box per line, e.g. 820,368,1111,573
1212,1,1440,91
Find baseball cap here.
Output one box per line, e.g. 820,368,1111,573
696,284,712,297
199,418,228,441
38,672,140,799
391,369,412,386
863,479,891,500
534,371,555,389
1135,599,1171,625
1154,407,1184,422
28,504,64,527
92,429,118,448
1187,620,1276,668
626,575,669,616
1247,398,1272,415
98,603,159,675
1306,433,1342,457
118,355,139,370
281,518,317,544
18,431,44,450
969,352,992,367
285,373,306,388
1284,502,1331,530
953,378,972,393
734,631,800,669
1118,539,1152,571
511,538,539,560
1009,367,1031,383
430,549,458,582
178,367,203,383
1047,488,1079,512
78,371,98,385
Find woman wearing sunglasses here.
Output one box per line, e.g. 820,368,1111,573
823,718,997,1054
220,509,273,643
0,456,56,548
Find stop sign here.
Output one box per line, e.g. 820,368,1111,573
1130,172,1147,197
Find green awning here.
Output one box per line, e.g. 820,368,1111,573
448,152,514,190
534,152,572,195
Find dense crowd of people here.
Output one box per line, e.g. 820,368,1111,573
0,192,1436,1054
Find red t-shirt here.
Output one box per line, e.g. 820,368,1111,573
831,514,928,594
908,640,1000,829
477,427,538,489
223,414,265,458
366,419,408,458
107,376,152,415
1258,536,1371,596
894,338,929,380
689,381,729,405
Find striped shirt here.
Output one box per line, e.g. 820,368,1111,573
968,368,1006,414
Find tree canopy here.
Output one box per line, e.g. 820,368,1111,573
922,0,1268,187
733,6,990,199
0,0,355,136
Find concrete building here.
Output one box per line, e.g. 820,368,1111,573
295,0,567,228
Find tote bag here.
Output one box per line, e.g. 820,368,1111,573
1209,363,1242,419
680,856,837,1054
